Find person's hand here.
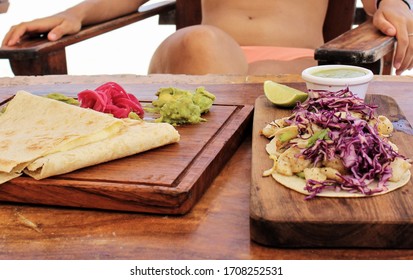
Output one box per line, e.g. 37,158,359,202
1,13,82,47
372,0,413,75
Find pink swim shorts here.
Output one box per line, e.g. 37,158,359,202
241,46,315,64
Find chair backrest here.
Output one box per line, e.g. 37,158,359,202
323,0,358,42
175,0,202,29
174,0,359,42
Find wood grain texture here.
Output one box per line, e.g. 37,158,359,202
1,75,413,259
0,101,253,214
316,19,395,65
251,95,413,248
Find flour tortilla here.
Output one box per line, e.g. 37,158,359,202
272,170,411,198
0,91,123,174
25,119,180,179
0,91,179,183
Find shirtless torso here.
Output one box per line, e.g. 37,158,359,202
201,0,329,48
149,0,329,75
3,0,413,75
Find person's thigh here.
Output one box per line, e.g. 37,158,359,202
148,25,248,74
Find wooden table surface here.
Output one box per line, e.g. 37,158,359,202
1,73,413,260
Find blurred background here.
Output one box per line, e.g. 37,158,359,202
0,0,411,77
0,0,174,77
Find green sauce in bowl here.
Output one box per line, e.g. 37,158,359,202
312,68,367,78
302,65,374,100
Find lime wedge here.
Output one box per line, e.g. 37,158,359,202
263,80,308,107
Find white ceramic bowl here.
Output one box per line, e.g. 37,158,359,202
301,65,374,99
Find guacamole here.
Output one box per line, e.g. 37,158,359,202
149,86,216,125
46,92,80,105
193,87,216,113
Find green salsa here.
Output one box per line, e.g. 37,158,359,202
312,68,366,78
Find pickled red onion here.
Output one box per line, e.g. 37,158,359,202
78,82,144,119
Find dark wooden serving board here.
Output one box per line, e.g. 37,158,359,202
250,94,413,248
0,99,253,214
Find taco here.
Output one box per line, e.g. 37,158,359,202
261,88,411,199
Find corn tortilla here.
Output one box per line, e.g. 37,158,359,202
272,170,411,198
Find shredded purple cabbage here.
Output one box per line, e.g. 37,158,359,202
289,88,402,199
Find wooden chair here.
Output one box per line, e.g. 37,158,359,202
317,2,395,75
0,0,395,76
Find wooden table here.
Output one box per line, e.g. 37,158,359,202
0,74,413,260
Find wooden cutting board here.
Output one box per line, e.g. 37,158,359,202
0,99,253,214
250,94,413,248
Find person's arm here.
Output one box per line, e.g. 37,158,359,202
361,0,413,74
2,0,149,47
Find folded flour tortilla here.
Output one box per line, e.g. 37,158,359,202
0,91,179,183
25,119,180,179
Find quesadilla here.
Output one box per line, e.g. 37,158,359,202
25,119,179,179
0,91,179,183
261,88,411,199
